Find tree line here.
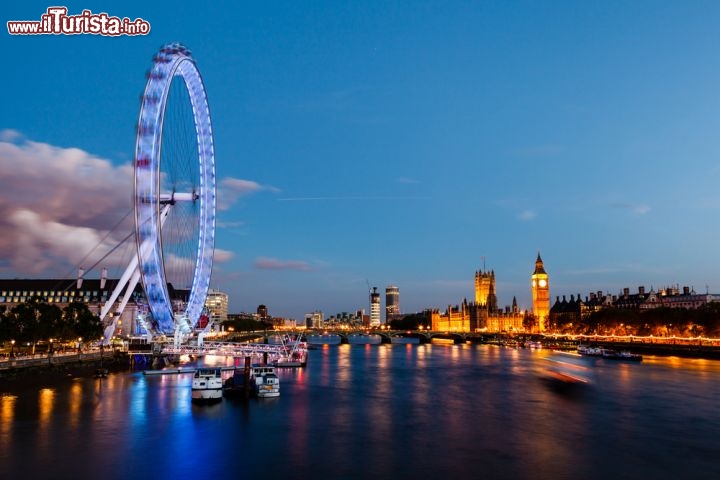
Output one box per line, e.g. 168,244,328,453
0,296,104,351
549,303,720,337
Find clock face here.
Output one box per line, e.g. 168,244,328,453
539,279,547,288
532,280,536,287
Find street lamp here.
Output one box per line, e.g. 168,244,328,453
77,337,82,353
10,339,15,358
49,338,53,355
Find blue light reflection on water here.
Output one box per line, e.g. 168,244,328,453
1,345,720,479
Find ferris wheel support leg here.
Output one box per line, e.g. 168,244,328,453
103,268,143,345
99,253,139,323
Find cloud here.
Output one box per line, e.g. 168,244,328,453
8,208,124,274
213,248,235,263
0,135,134,275
217,177,280,210
517,209,537,221
610,203,651,215
253,257,313,271
0,132,243,278
0,129,22,142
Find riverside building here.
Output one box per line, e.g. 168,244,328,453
430,254,546,333
385,285,400,322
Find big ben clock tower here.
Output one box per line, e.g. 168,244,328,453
531,252,549,333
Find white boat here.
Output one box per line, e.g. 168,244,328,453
577,345,603,356
251,365,280,398
347,333,382,345
191,367,223,402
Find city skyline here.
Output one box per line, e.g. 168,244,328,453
2,2,720,320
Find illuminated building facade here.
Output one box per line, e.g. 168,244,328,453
370,287,381,326
474,269,497,310
530,252,550,332
304,311,323,328
204,289,228,322
430,261,527,333
385,285,400,322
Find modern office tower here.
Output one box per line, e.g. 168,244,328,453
385,285,400,322
530,252,550,332
370,287,381,326
304,311,324,328
204,289,229,322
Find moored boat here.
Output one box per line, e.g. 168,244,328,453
143,367,197,375
273,334,308,367
191,367,223,403
601,349,643,362
251,365,280,398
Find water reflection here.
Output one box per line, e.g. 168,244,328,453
1,346,720,479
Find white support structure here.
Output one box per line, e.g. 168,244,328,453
99,205,171,345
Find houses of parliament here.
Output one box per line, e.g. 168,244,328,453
430,253,550,333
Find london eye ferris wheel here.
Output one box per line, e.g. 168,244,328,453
133,43,216,334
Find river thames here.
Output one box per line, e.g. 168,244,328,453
1,343,719,479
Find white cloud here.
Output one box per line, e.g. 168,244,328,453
0,132,245,278
254,257,313,271
213,248,235,263
0,136,134,275
217,177,280,210
0,129,22,142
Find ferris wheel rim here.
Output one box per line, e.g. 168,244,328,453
133,43,216,335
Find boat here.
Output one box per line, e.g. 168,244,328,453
191,367,223,403
143,367,196,375
539,353,592,392
577,345,604,356
525,341,543,349
251,365,280,398
601,349,643,362
272,334,308,367
347,333,382,345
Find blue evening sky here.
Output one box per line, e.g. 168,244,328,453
2,1,720,319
